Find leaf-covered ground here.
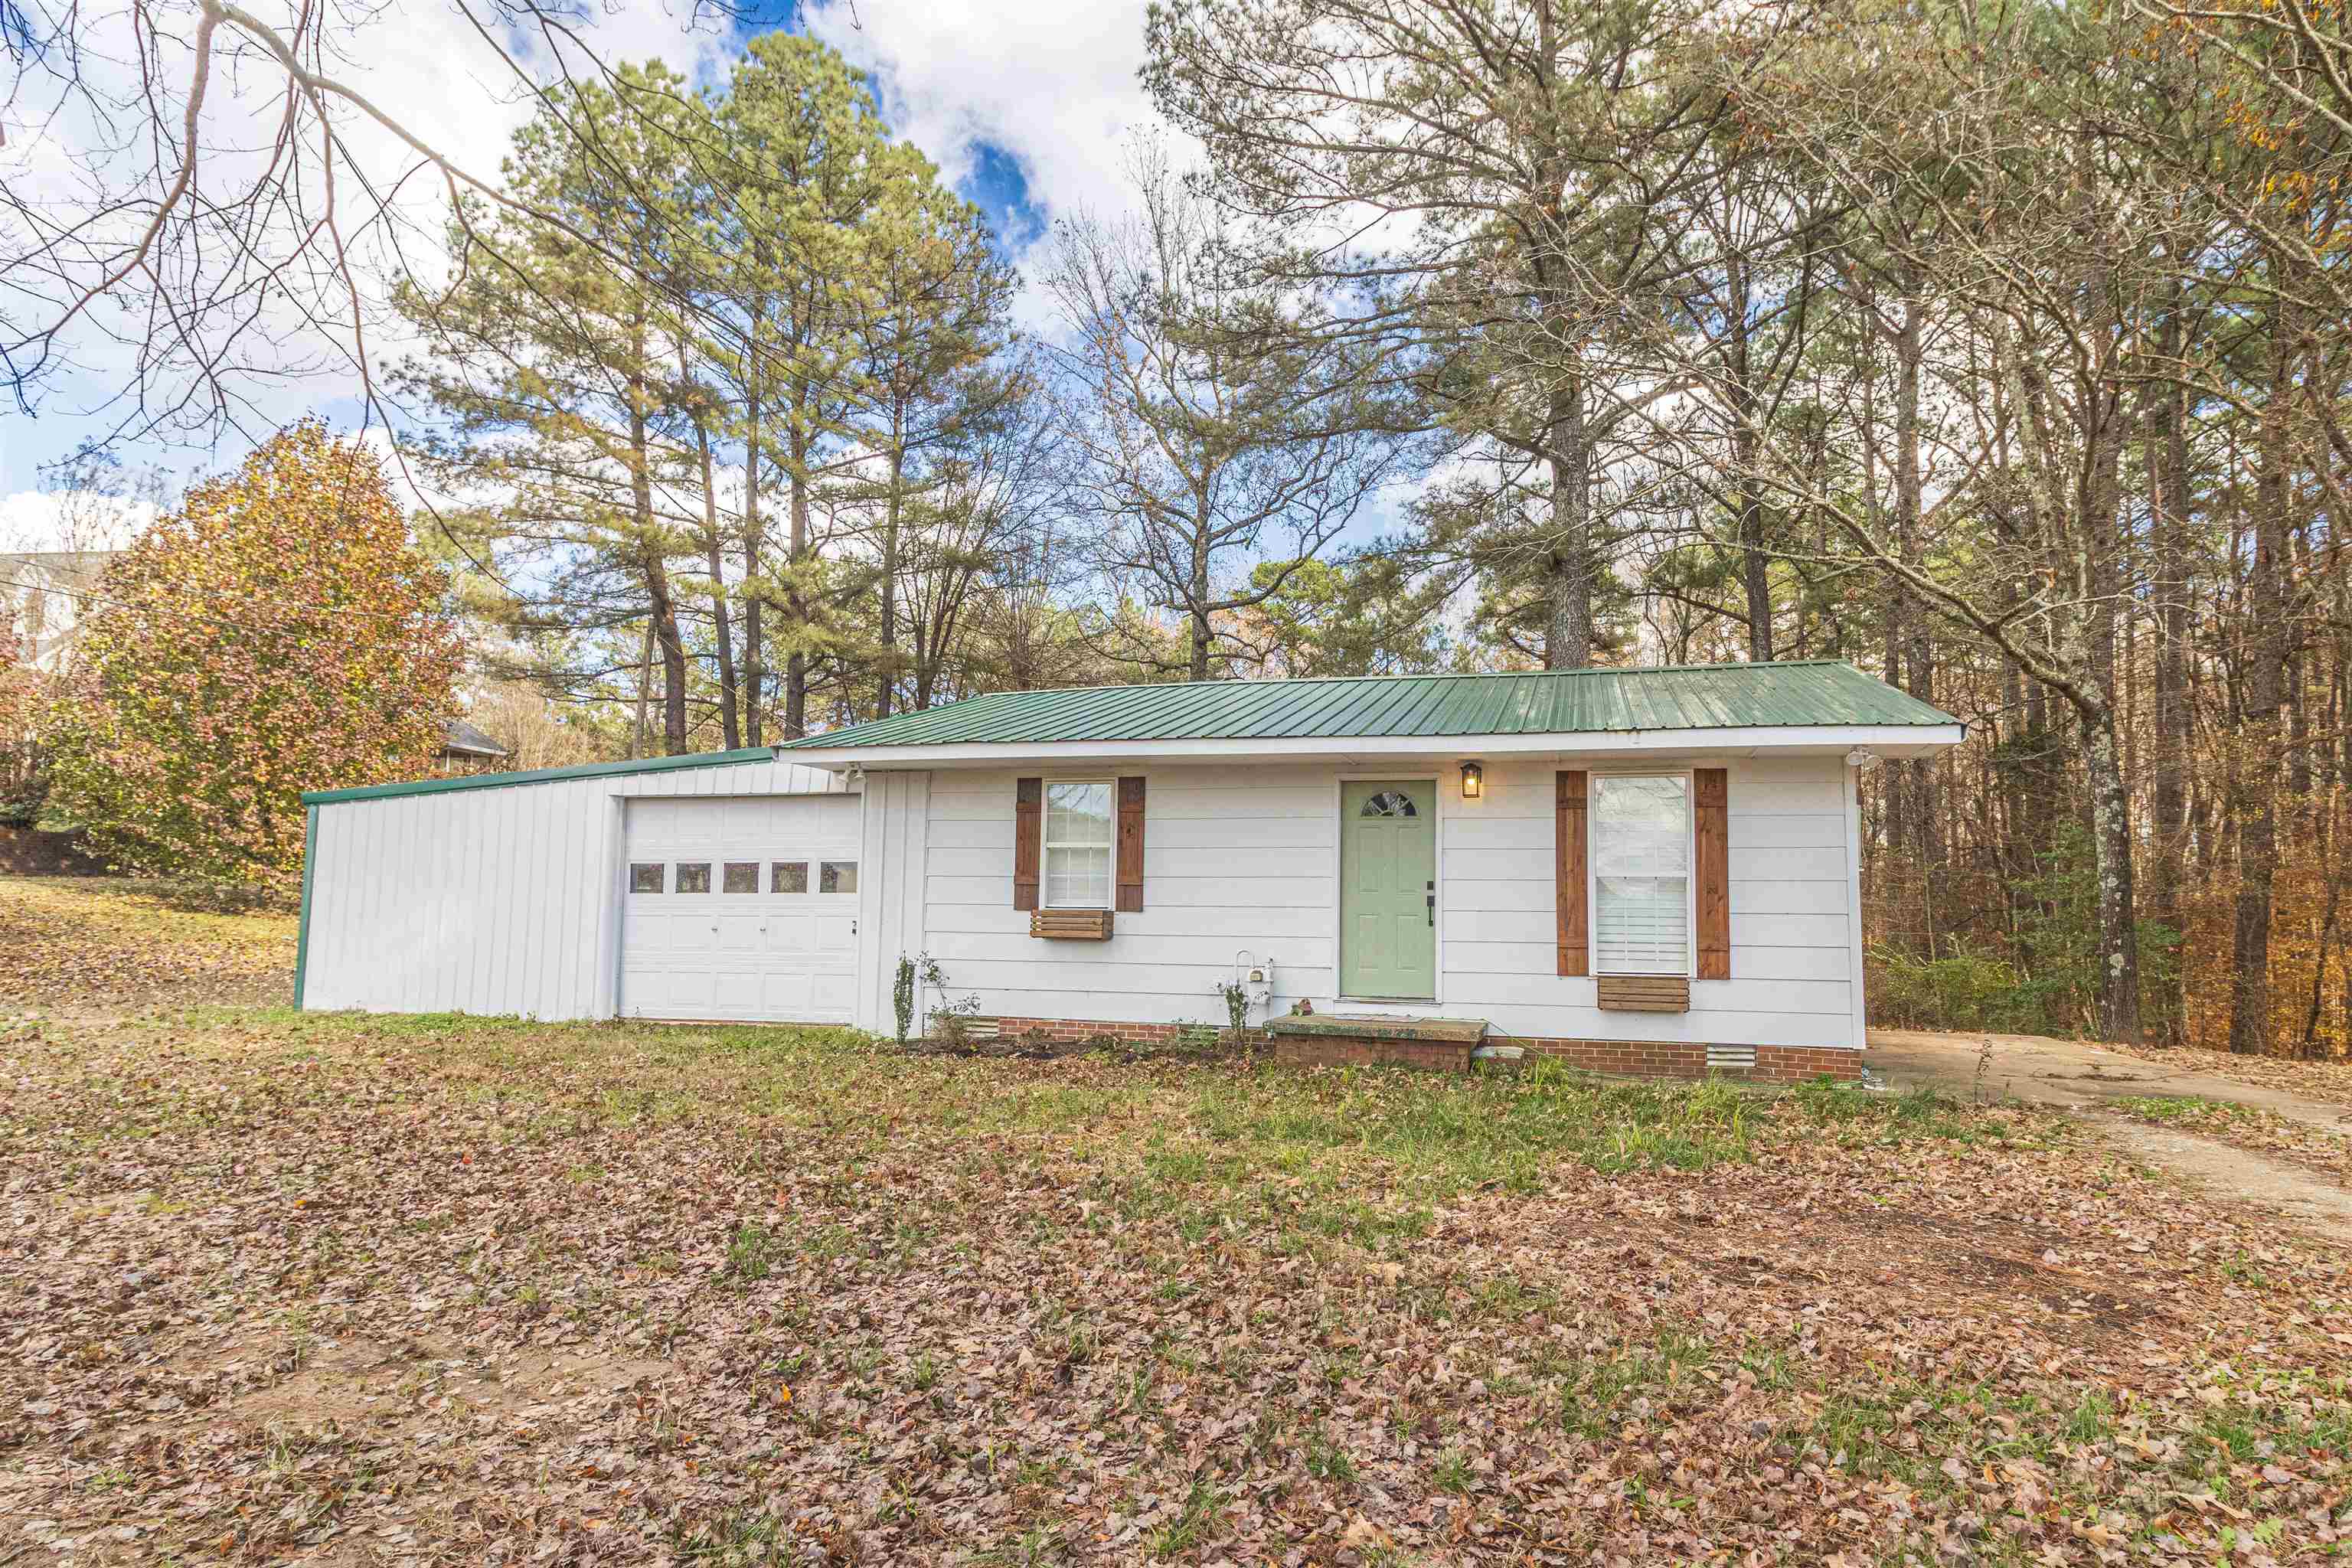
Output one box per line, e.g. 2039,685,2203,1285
4,1008,2350,1567
2117,1096,2352,1191
0,875,295,1012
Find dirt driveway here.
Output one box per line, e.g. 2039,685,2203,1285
1870,1027,2352,1240
1869,1027,2352,1127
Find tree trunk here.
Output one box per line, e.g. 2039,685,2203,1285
1891,296,1938,871
784,420,812,739
743,384,764,749
2228,281,2297,1056
631,618,653,761
2147,355,2190,1039
626,325,688,756
1544,375,1592,669
647,563,690,757
1725,251,1772,665
691,408,740,751
877,431,905,717
1188,508,1213,681
2083,697,2142,1044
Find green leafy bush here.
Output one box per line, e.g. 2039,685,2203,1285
1868,826,2178,1037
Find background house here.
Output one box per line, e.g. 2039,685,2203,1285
2,550,115,672
436,719,511,776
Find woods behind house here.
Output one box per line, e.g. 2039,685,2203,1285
3,0,2348,1059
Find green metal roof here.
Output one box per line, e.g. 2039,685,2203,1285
778,661,1958,751
302,746,773,806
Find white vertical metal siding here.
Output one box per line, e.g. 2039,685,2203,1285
856,770,932,1035
303,760,854,1021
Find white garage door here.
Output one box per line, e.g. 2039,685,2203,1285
621,795,862,1023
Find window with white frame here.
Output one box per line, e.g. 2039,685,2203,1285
1591,774,1690,975
1043,779,1113,908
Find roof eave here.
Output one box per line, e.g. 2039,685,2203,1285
775,722,1966,773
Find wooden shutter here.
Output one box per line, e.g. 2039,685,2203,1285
1556,770,1589,977
1013,776,1042,911
1694,767,1730,980
1116,776,1146,913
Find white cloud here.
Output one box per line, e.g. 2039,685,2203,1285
4,0,1169,493
0,489,160,554
0,0,737,493
808,0,1156,220
804,0,1174,336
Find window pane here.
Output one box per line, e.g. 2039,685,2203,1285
723,861,760,894
675,862,711,894
1046,781,1112,845
1045,845,1110,908
1592,776,1690,877
1592,777,1689,972
1359,789,1418,818
820,860,858,894
629,862,664,893
772,861,808,894
1596,876,1689,972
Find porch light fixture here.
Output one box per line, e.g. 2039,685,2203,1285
1459,760,1484,799
1845,747,1880,770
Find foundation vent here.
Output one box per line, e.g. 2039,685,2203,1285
964,1017,1001,1040
1705,1044,1757,1073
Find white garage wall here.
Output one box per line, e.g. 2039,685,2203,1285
302,757,852,1022
916,756,1863,1049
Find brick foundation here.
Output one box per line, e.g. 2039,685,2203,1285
978,1014,1860,1083
1504,1037,1864,1084
982,1016,1199,1047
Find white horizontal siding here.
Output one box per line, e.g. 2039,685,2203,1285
910,755,1862,1050
305,756,856,1024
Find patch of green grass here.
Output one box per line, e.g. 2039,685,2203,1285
1145,1479,1223,1558
1304,1424,1357,1483
724,1221,776,1282
2116,1094,2250,1125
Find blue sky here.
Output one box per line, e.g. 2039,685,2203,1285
0,0,1148,535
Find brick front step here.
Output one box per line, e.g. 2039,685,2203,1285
1272,1034,1476,1072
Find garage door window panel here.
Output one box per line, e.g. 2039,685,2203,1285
629,863,664,893
773,861,808,894
723,861,760,894
1044,781,1112,908
820,861,858,894
675,862,712,894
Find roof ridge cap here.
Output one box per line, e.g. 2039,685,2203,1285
944,658,1848,704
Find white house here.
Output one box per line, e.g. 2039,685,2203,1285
2,550,116,671
297,662,1962,1081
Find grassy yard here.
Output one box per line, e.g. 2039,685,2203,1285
2,883,2348,1564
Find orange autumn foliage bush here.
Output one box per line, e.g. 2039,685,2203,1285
45,422,463,888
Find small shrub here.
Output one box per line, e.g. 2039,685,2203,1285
1210,978,1250,1039
921,954,982,1045
893,955,916,1045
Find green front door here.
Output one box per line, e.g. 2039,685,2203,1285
1341,780,1438,999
